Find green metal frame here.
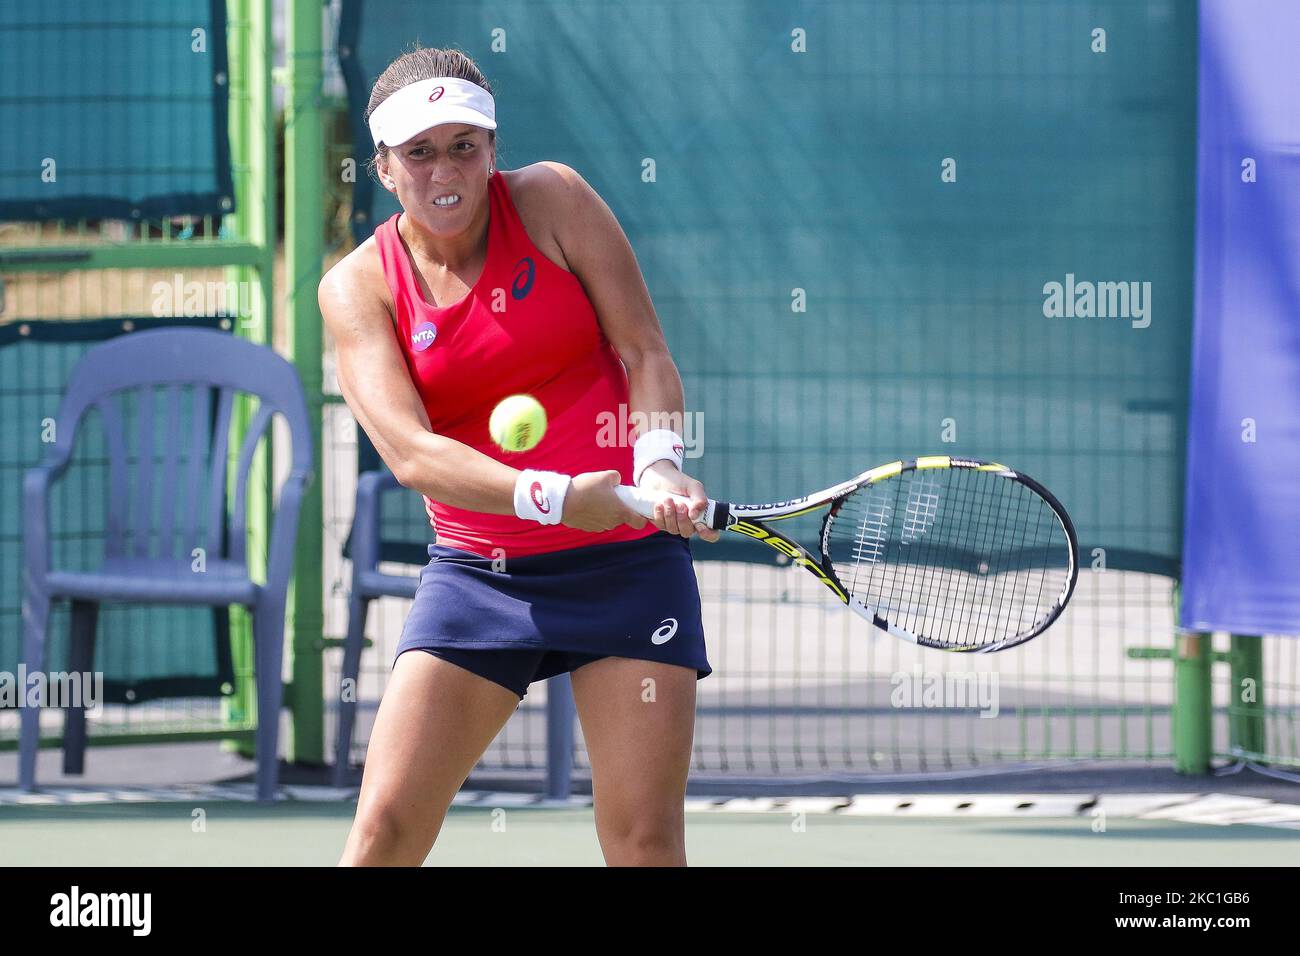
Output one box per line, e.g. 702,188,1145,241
1132,625,1282,773
0,245,263,271
1175,633,1294,771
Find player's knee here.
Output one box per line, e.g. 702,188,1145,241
602,813,685,865
347,802,441,864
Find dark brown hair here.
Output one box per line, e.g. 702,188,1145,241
365,46,498,179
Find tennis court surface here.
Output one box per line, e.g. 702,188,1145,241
3,793,1298,868
2,744,1298,866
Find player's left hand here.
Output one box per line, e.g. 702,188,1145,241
639,461,723,542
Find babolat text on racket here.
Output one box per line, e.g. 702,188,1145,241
616,456,1078,653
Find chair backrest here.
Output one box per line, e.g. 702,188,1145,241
351,431,434,566
51,328,312,565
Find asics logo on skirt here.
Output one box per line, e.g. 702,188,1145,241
650,618,678,645
530,481,550,514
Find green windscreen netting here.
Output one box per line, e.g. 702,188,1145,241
0,0,233,221
343,0,1195,575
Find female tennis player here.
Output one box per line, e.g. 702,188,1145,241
320,47,719,866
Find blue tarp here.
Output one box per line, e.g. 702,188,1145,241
1181,0,1300,635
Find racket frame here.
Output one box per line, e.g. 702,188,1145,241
713,456,1079,653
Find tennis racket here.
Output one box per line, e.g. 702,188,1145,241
615,455,1078,653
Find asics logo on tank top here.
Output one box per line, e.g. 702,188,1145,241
512,257,536,299
530,481,551,514
411,321,438,352
650,618,679,645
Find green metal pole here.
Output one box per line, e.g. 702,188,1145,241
1228,634,1265,759
1173,632,1213,773
284,0,326,765
222,0,275,754
222,0,253,745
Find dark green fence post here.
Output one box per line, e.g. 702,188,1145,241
1228,634,1265,759
1173,632,1213,773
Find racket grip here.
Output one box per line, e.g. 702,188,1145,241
615,485,718,531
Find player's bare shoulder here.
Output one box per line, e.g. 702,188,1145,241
506,161,589,216
318,234,394,334
503,162,593,273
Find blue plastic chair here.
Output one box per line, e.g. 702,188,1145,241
20,328,313,802
331,467,417,786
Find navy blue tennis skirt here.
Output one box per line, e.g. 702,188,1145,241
395,530,711,699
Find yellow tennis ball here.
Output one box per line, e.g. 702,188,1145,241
489,394,547,453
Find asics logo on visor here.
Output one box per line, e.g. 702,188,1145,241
428,86,444,102
530,482,550,514
650,618,679,645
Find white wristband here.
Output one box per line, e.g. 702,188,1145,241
513,469,571,525
632,429,685,486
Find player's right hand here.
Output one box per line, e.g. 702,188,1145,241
562,470,648,532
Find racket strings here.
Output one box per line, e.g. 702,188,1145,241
935,470,1058,645
827,467,1072,649
929,470,1059,645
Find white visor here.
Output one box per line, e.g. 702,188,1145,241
368,76,497,148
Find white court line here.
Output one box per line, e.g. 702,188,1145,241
1,788,1298,830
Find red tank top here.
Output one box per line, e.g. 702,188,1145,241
374,170,659,558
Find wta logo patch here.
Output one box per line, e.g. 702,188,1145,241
650,618,679,645
530,481,550,514
411,321,438,352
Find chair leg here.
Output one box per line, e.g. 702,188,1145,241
545,673,578,801
62,600,99,775
19,576,51,791
252,600,287,803
332,590,371,788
